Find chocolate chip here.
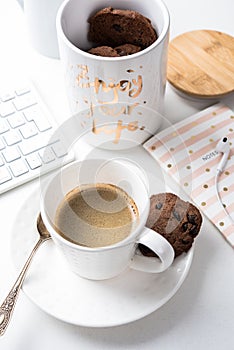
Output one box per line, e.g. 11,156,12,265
113,24,122,32
173,210,181,222
189,225,198,236
187,214,197,225
182,238,190,244
155,203,162,210
182,222,188,232
115,48,125,56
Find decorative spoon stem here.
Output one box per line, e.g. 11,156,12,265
0,214,51,336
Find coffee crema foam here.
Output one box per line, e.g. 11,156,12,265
54,183,139,248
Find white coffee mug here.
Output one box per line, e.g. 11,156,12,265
40,159,174,280
56,0,170,147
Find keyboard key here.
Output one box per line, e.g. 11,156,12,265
20,122,38,139
0,102,15,117
10,159,29,177
34,115,51,132
8,112,25,128
23,105,41,121
23,105,51,132
18,132,59,156
4,130,22,146
0,120,9,134
39,148,55,164
0,156,4,166
0,167,12,184
0,90,15,102
15,86,31,96
26,153,42,170
52,142,67,158
2,146,21,162
13,93,37,111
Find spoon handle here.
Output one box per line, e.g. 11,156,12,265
0,237,49,336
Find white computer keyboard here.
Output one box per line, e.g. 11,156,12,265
0,80,74,194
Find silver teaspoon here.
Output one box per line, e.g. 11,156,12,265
0,213,51,336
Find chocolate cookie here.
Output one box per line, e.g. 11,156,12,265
115,44,141,56
88,46,120,57
88,7,157,49
88,43,141,57
139,193,202,257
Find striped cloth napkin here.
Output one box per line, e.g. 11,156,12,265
143,103,234,247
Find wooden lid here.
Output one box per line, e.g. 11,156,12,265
167,30,234,99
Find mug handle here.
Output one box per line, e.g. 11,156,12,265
130,227,175,273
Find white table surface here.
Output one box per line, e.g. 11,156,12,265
0,0,234,349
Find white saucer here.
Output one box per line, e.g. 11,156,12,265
11,188,193,328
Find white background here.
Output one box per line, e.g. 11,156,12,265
0,0,234,349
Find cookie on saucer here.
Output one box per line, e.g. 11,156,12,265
139,193,202,257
